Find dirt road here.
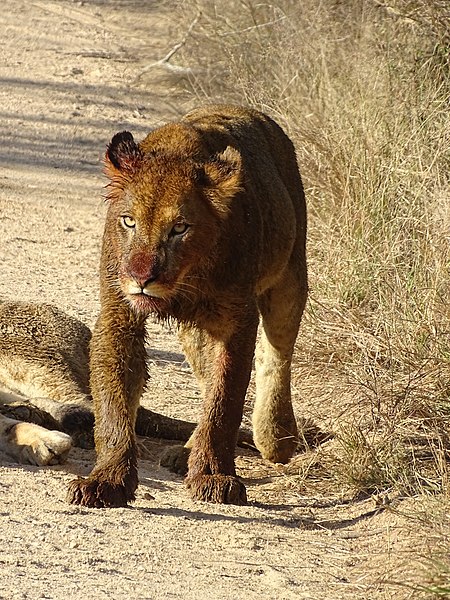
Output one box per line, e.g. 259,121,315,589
0,2,431,598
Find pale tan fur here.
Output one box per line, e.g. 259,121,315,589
0,299,200,467
0,300,91,465
0,415,72,465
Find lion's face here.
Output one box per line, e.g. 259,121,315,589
110,166,220,314
103,129,242,314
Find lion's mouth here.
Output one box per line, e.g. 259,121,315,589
122,278,173,314
122,278,171,298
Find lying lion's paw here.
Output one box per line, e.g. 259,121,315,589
186,474,247,505
159,445,190,476
10,423,72,466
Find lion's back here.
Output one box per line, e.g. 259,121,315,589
184,104,306,289
0,301,90,354
184,103,305,220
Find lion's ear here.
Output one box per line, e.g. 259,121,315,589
104,131,143,179
202,146,243,216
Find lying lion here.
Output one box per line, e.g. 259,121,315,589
0,300,196,465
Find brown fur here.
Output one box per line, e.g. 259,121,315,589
67,104,308,508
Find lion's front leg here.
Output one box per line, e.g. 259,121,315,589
67,309,147,508
67,445,138,508
186,312,258,505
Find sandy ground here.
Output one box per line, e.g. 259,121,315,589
0,2,440,599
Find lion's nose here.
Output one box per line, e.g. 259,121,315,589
127,252,160,288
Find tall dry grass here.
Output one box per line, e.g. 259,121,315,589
172,0,450,495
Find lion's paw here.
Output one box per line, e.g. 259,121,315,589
186,474,247,505
159,445,190,476
67,476,135,508
11,422,72,466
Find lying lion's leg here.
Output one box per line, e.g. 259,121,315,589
185,311,259,505
0,390,61,430
136,406,196,441
253,261,307,463
23,396,93,441
1,389,198,452
0,414,72,466
0,387,94,448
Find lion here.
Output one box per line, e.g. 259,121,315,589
0,300,198,465
66,104,308,508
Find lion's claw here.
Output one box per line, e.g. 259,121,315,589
186,474,247,505
67,476,134,508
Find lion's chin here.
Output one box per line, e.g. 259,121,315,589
126,293,170,316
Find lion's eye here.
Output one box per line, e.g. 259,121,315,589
171,222,189,236
121,215,136,229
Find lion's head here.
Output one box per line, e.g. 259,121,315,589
103,126,242,314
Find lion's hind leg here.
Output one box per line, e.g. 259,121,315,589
0,413,72,466
254,261,307,464
158,324,206,475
